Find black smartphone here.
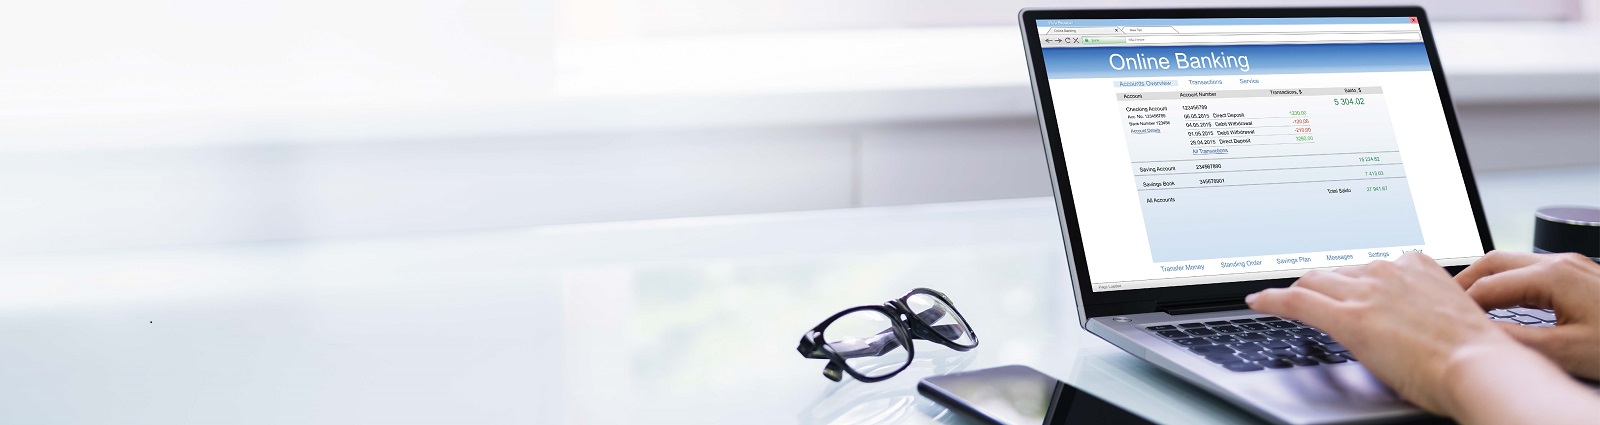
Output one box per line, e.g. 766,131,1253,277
917,365,1157,425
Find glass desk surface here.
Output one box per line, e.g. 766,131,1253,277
0,166,1592,424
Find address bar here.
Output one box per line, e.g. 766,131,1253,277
1087,32,1421,45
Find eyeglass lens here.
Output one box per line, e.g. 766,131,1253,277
905,293,974,346
822,310,911,379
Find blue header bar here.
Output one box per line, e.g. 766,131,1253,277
1042,43,1430,79
1035,17,1413,27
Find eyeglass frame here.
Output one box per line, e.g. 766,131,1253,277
796,287,979,382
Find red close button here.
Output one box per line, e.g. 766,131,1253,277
1409,16,1418,24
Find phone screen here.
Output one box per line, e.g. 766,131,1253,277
919,365,1155,425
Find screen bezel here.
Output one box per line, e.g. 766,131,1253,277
1018,7,1496,319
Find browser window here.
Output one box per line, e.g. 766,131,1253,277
1037,17,1485,292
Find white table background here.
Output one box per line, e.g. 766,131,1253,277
0,166,1593,424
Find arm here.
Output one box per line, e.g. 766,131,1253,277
1441,342,1597,425
1246,252,1600,424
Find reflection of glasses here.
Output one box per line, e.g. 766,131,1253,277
797,349,976,425
797,288,979,382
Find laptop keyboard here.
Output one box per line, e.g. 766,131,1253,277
1145,308,1557,372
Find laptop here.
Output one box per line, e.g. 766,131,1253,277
1018,7,1555,424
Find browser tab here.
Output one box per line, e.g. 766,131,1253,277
1121,26,1178,34
1047,27,1122,35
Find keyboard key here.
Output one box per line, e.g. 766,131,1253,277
1267,321,1299,329
1263,330,1294,339
1257,316,1284,322
1187,328,1218,336
1229,342,1263,352
1240,323,1271,331
1319,343,1349,353
1507,307,1540,315
1312,335,1336,345
1486,309,1516,318
1314,354,1348,364
1157,330,1189,338
1261,340,1290,349
1267,349,1297,358
1512,309,1556,322
1257,359,1293,369
1290,328,1322,337
1286,338,1319,347
1174,338,1211,346
1204,321,1231,326
1287,356,1318,367
1178,322,1207,328
1236,333,1268,342
1205,354,1245,364
1230,319,1258,324
1147,325,1177,331
1225,362,1265,372
1238,352,1269,361
1205,335,1239,344
1190,345,1234,355
1290,347,1316,356
1213,325,1243,334
1511,316,1542,325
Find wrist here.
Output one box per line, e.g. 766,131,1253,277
1435,332,1547,420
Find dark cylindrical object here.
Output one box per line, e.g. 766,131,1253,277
1533,206,1600,262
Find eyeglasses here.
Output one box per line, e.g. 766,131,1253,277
797,288,978,382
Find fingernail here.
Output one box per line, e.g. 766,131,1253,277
1245,293,1259,305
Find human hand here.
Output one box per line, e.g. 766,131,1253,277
1457,250,1600,380
1245,252,1524,417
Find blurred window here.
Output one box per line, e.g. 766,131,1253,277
559,0,1585,39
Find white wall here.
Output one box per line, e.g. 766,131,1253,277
2,3,1595,255
0,130,855,254
2,102,1592,255
1452,103,1600,170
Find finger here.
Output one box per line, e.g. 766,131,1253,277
1332,265,1364,277
1395,252,1461,285
1246,287,1342,325
1292,269,1364,301
1466,266,1559,310
1396,251,1445,271
1456,250,1544,289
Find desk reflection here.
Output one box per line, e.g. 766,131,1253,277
800,347,978,425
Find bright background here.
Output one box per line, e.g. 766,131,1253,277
2,0,1596,255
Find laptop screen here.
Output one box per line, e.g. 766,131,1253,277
1034,16,1486,292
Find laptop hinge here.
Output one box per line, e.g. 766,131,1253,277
1158,298,1247,315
